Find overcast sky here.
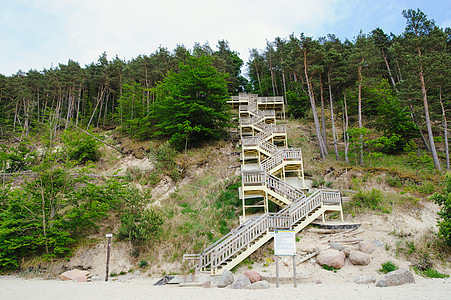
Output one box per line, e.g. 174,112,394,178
1,0,450,76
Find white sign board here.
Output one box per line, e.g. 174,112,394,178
274,230,296,256
105,233,113,238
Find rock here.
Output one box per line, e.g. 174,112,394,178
354,275,376,284
231,274,251,289
376,268,415,287
60,269,90,282
133,270,141,276
315,279,322,284
329,243,345,251
343,249,350,257
316,249,346,269
349,251,371,266
90,275,101,282
245,280,270,289
153,275,175,286
202,281,211,288
373,240,384,247
358,242,375,254
217,269,234,288
244,270,261,283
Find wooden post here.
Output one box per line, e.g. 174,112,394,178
276,256,279,288
293,255,297,288
105,233,113,281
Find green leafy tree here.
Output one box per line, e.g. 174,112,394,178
153,55,231,149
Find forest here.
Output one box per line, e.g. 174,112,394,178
0,9,450,270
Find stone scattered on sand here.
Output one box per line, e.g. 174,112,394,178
245,280,270,289
217,269,234,288
133,270,141,276
153,275,175,286
231,275,251,289
348,251,371,266
316,249,346,269
376,268,415,287
202,281,211,288
373,240,384,247
90,275,102,282
329,243,345,251
358,242,376,254
60,269,90,282
244,270,261,283
354,275,376,284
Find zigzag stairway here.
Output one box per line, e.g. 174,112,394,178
184,93,344,275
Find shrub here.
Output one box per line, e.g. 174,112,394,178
351,188,391,213
139,259,148,268
430,175,451,246
379,261,398,273
62,130,101,163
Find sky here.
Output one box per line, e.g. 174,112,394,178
1,0,450,76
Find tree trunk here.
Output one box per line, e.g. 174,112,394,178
439,87,449,170
269,56,276,96
357,62,364,166
409,103,431,152
254,62,262,92
304,49,328,159
343,94,349,164
320,76,327,147
381,49,398,92
328,71,339,160
418,57,441,170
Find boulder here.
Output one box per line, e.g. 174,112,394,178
90,275,102,282
373,240,384,247
316,249,346,269
231,274,251,289
60,269,90,282
349,251,371,266
354,275,376,284
329,243,345,251
217,269,234,288
202,281,211,288
244,270,261,283
358,242,376,254
376,268,415,287
245,280,270,289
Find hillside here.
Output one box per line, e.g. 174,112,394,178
8,116,450,282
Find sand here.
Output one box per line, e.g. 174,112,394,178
0,275,450,300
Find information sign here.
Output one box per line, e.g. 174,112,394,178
274,230,296,256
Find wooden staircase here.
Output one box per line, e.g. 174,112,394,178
184,93,343,275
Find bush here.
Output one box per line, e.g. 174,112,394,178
62,130,101,163
430,175,451,246
351,188,391,213
379,261,398,273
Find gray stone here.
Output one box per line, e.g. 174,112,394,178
373,240,384,247
90,275,102,282
329,243,345,251
317,249,346,269
354,275,376,284
231,274,251,289
358,242,376,254
376,268,415,287
349,251,371,266
217,269,234,288
245,280,270,289
133,270,141,276
153,275,175,286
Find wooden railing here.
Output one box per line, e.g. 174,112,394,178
185,187,341,270
260,148,303,172
242,136,279,156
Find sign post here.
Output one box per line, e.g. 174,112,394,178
105,233,113,281
274,230,296,287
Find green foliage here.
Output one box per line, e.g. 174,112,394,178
412,266,449,278
117,188,163,242
154,141,180,181
379,261,398,273
153,55,231,150
0,143,37,173
139,259,149,268
286,89,309,119
62,130,101,163
430,175,451,246
321,265,338,272
350,189,391,213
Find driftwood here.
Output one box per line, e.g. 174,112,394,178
318,227,358,238
297,251,319,266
